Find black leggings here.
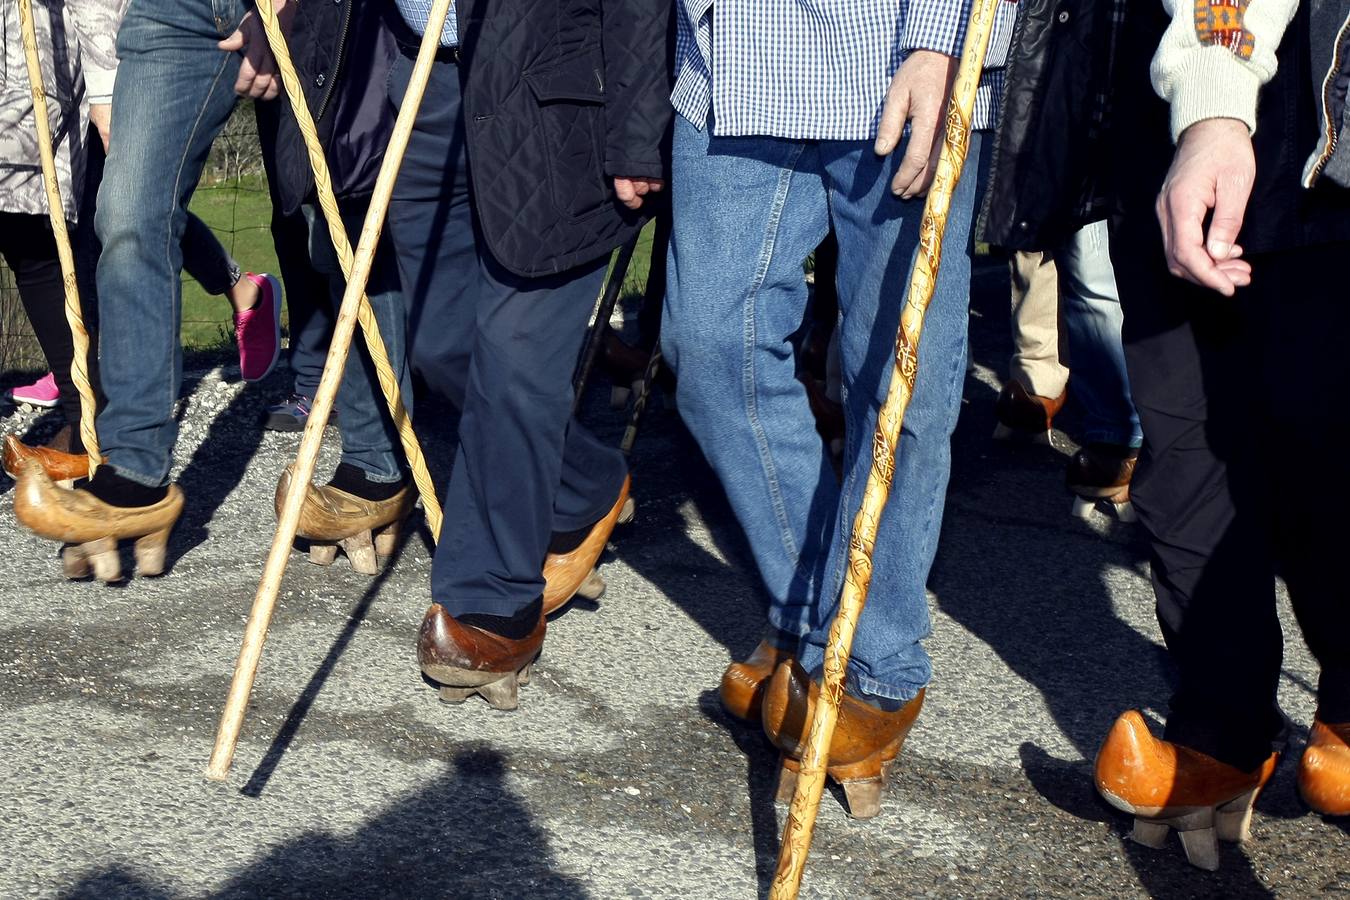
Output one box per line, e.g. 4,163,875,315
1,213,95,444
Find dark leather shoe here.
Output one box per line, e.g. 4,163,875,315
1067,443,1138,499
993,379,1066,443
602,329,653,382
719,638,795,722
417,604,545,710
1094,711,1279,870
1298,718,1350,816
3,434,96,483
542,475,634,614
760,660,924,818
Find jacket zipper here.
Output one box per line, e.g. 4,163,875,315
314,0,356,123
1306,9,1350,186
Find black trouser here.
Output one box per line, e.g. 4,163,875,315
1113,223,1350,770
1110,0,1350,773
1,214,91,440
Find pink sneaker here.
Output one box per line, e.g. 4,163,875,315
8,372,60,408
234,273,283,382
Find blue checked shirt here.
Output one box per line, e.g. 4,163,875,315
673,0,1019,140
393,0,459,47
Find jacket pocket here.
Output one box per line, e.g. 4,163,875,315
524,49,609,221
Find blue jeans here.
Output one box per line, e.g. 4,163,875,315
298,202,410,483
255,97,333,398
663,114,984,703
94,0,245,486
1059,221,1142,448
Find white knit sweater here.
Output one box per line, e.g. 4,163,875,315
1151,0,1299,141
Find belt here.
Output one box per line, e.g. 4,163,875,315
387,0,461,61
396,38,461,64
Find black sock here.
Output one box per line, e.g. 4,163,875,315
457,597,543,640
547,520,597,554
80,466,169,508
327,462,407,502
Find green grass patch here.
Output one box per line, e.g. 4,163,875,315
181,175,277,349
179,177,659,350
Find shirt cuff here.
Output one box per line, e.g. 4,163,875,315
85,68,117,106
1160,47,1264,141
901,0,968,58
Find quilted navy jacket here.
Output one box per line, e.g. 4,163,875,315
457,0,674,277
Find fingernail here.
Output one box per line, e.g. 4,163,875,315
1207,240,1231,258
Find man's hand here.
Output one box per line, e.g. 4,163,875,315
875,50,958,199
89,103,112,153
1156,118,1254,296
614,177,664,211
217,1,293,101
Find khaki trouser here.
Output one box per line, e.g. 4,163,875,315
1007,249,1069,398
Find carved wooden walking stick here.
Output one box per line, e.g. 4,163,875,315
206,0,454,781
15,0,100,470
769,0,1001,895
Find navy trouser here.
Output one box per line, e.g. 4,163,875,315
383,52,627,617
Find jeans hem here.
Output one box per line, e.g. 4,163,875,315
105,461,169,489
1081,427,1143,448
766,606,812,639
341,456,405,483
850,671,928,704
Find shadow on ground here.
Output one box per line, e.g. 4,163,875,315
61,750,585,900
932,254,1278,897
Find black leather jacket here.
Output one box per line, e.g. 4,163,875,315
975,0,1120,252
978,0,1350,253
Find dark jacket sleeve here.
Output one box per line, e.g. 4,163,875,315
600,0,674,180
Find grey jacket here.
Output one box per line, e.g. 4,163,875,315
0,0,127,221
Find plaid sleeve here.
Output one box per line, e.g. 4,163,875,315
901,0,973,57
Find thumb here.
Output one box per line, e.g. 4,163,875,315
875,85,910,157
1205,177,1250,261
218,30,245,52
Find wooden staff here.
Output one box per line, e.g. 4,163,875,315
15,0,100,470
769,1,1002,895
205,0,455,781
258,1,444,537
